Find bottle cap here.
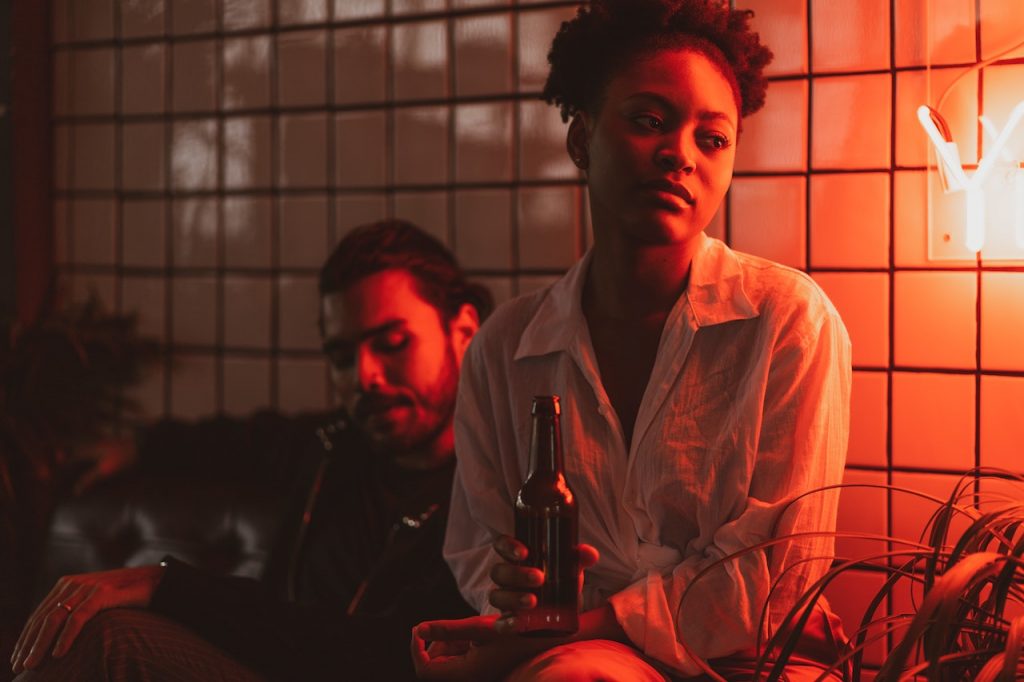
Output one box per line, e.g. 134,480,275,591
531,395,560,416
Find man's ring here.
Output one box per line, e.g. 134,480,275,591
56,601,73,614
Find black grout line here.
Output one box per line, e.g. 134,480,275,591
884,0,896,647
973,0,984,500
804,0,813,275
62,8,77,270
157,344,338,357
111,0,127,435
385,3,396,221
58,259,596,279
112,2,123,316
214,0,226,415
269,0,281,410
324,0,337,410
161,0,175,418
510,9,523,293
54,177,587,196
446,10,457,252
844,461,1023,477
723,0,735,250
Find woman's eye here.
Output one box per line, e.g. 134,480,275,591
633,115,663,130
702,133,731,150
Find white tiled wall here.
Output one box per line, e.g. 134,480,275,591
51,0,1024,654
729,0,1024,662
53,0,586,419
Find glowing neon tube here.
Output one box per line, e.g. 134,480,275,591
966,186,985,253
974,101,1024,186
1016,166,1024,249
916,105,968,190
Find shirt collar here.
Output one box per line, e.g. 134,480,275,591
686,233,760,326
514,250,592,361
514,233,759,362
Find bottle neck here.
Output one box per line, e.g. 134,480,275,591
528,413,563,477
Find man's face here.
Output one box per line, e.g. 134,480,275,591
321,269,459,454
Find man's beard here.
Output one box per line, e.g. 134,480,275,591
355,345,459,457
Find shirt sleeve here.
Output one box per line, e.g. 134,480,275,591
607,303,852,675
443,335,517,615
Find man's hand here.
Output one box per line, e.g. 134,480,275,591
409,536,603,679
410,614,549,681
488,535,600,633
10,565,164,674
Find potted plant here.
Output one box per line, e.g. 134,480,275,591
0,293,158,642
679,468,1024,681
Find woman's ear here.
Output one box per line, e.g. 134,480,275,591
567,114,590,170
449,303,480,369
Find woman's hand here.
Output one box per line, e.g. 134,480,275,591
10,565,164,674
488,535,600,633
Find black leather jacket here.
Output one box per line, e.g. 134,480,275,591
146,411,474,681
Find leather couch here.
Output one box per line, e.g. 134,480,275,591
1,411,328,682
0,472,285,682
35,470,287,595
30,410,333,603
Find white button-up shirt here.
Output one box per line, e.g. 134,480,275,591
444,234,851,676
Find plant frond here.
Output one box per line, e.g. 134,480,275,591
880,553,1008,679
995,615,1024,682
672,476,1024,680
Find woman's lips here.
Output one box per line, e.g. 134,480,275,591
645,188,689,209
641,179,695,205
640,186,694,212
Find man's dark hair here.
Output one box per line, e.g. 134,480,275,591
542,0,773,123
319,220,494,324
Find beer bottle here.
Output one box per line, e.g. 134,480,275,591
514,395,579,636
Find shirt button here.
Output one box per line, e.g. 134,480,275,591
597,406,607,416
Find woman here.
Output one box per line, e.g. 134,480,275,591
412,0,851,679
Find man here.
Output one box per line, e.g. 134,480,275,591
11,220,488,681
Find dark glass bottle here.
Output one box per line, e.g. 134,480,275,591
514,395,579,636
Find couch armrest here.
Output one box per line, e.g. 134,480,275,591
34,471,287,601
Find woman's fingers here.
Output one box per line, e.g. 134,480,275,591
489,589,536,613
579,543,600,568
493,535,528,562
488,540,599,615
490,562,543,590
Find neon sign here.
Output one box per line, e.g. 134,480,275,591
917,101,1024,255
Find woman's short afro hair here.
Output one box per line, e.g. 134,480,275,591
542,0,773,122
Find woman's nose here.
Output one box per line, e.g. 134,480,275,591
655,137,696,174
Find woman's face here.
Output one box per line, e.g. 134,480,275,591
571,47,739,247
